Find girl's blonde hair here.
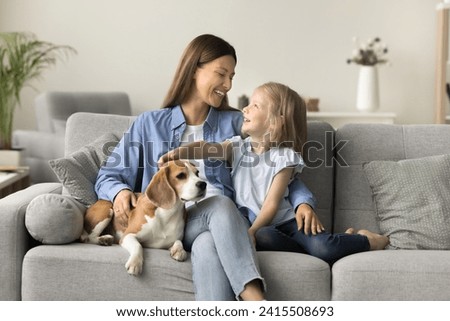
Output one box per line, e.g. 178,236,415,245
259,82,307,154
162,34,237,110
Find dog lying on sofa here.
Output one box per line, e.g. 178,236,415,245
81,160,207,275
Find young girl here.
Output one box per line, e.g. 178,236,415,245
159,82,389,264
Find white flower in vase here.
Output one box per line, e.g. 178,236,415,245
347,37,389,112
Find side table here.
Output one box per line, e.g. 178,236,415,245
0,167,30,198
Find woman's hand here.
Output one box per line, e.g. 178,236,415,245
295,203,325,235
248,228,257,246
113,189,137,224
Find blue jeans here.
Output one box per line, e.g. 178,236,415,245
255,218,370,264
184,195,264,301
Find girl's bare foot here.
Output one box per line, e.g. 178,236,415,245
345,228,355,234
239,279,265,301
357,229,389,250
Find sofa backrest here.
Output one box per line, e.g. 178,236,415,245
66,112,336,230
35,92,132,134
66,112,136,155
301,121,335,230
334,123,450,233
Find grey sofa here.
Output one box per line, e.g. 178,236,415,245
1,112,450,301
12,92,132,184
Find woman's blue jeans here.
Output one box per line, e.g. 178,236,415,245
184,195,264,301
255,218,370,264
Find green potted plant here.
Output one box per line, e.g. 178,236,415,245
0,32,76,165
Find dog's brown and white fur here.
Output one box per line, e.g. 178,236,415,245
80,160,206,275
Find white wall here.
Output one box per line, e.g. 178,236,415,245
0,0,441,130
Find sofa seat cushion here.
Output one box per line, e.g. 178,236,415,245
22,244,331,300
22,243,195,301
332,250,450,300
363,154,450,250
257,251,331,301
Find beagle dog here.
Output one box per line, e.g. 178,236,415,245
81,160,207,276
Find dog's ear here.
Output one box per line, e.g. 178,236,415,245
145,166,177,209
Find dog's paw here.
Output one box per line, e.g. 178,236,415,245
80,230,89,243
125,255,143,276
98,235,114,246
171,248,187,261
170,240,188,262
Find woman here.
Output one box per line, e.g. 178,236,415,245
95,34,322,300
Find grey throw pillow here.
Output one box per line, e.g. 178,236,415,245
26,193,86,244
49,133,119,206
363,154,450,250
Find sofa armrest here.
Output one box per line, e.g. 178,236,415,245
13,130,65,160
13,130,65,183
0,183,62,300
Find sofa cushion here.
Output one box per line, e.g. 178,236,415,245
49,133,119,206
22,243,331,300
363,154,450,250
332,250,450,300
26,194,85,244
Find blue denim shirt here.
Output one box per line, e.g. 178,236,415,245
95,105,317,210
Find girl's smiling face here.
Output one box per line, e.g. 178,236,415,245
241,87,271,140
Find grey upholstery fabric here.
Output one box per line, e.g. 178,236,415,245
22,244,195,300
49,133,119,206
258,251,330,300
333,124,450,233
25,194,85,244
0,183,62,300
65,112,136,155
332,250,450,300
35,92,132,133
331,124,450,301
12,131,65,183
13,92,132,183
363,154,450,250
300,121,335,230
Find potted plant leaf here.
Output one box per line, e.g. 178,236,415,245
0,32,76,166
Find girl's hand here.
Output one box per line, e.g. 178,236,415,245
113,189,137,224
157,150,177,168
295,203,325,235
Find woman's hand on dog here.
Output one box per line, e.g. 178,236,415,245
114,189,137,218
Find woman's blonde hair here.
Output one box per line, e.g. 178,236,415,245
259,82,307,154
162,34,237,110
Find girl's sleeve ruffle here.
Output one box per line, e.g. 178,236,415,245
273,148,305,177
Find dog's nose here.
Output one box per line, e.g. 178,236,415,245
196,181,207,191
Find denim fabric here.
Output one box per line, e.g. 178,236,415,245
255,218,371,264
184,196,263,300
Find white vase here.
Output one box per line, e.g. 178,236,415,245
356,65,379,112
